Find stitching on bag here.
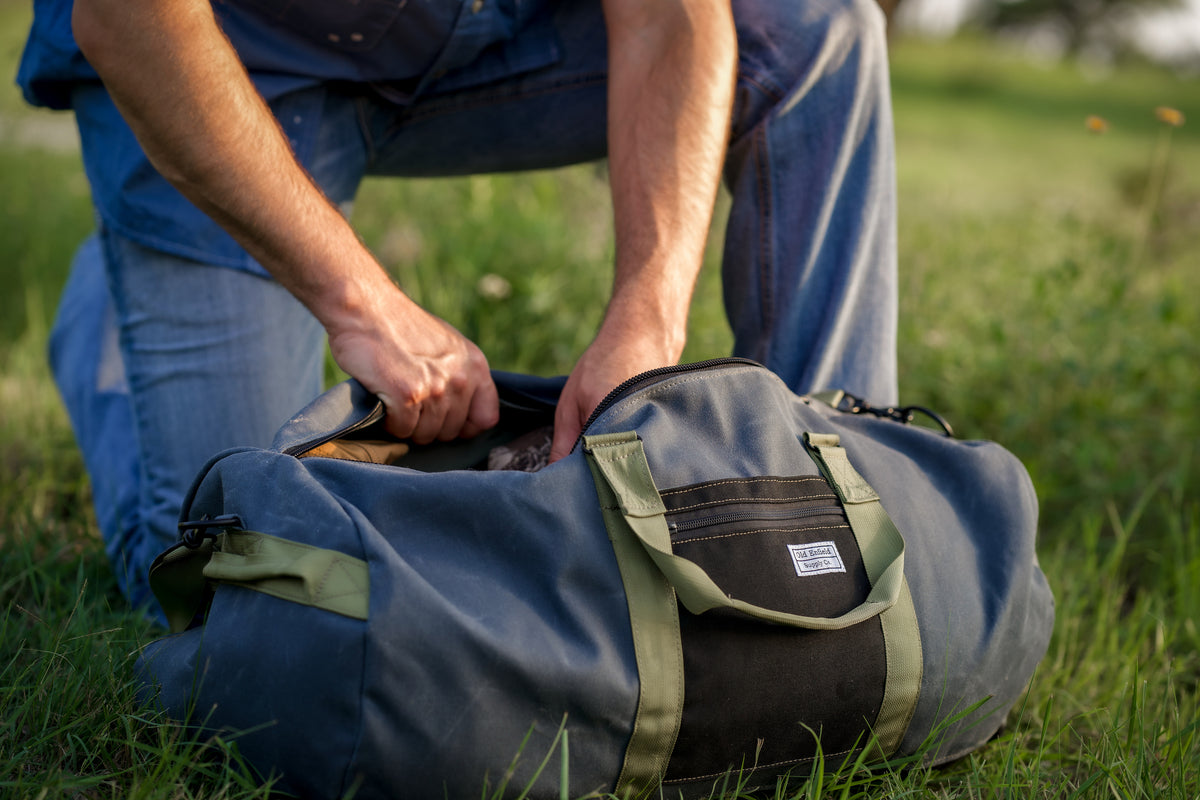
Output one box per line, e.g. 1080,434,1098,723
673,524,851,544
314,558,368,603
629,450,663,515
638,373,742,402
602,372,744,421
665,494,840,513
314,561,333,603
591,447,663,514
659,476,828,496
662,747,858,785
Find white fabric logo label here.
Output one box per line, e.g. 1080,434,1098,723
788,541,846,577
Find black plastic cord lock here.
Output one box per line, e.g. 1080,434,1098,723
178,514,244,549
836,393,956,438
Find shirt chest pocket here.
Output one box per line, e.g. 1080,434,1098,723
233,0,409,53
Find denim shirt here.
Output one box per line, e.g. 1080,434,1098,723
16,0,560,270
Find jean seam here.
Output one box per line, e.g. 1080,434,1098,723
754,122,774,367
355,95,380,169
730,74,784,143
739,72,786,105
98,229,156,570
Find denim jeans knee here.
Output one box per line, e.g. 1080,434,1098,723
50,230,327,617
49,234,144,605
721,0,898,404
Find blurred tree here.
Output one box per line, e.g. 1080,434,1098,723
976,0,1183,57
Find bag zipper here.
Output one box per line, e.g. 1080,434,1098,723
575,357,763,451
283,402,387,458
285,376,560,458
667,504,844,534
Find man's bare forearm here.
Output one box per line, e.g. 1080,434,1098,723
72,0,498,442
548,0,736,460
71,0,397,328
601,0,737,355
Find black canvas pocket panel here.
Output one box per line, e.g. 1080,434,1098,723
660,476,887,785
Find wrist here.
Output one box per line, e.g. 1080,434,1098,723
606,259,697,360
310,256,412,338
598,296,689,364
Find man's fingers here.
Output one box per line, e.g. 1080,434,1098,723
432,362,498,441
435,401,469,443
380,392,421,442
409,399,450,445
549,399,584,464
378,368,499,444
459,377,500,439
548,429,577,464
433,375,475,443
327,297,501,445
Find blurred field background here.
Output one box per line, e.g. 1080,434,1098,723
2,0,1200,796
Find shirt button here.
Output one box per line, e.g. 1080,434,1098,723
471,0,483,12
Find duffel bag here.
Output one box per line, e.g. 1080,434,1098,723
135,358,1054,799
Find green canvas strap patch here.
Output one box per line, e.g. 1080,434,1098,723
150,531,370,633
807,389,846,408
804,432,880,504
205,531,370,622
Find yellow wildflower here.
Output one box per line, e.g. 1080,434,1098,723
1155,106,1185,127
1085,115,1109,133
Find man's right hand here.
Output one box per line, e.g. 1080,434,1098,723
326,281,499,444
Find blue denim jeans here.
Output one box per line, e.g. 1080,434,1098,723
51,0,897,615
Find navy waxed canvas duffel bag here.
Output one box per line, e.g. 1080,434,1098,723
136,358,1054,798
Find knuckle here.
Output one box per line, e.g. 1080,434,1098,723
424,378,448,403
399,384,424,407
445,371,470,396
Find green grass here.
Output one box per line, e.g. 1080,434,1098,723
3,4,1200,795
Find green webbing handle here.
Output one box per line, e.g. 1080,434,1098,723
149,530,370,633
583,431,907,631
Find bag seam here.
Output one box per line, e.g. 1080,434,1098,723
664,494,839,513
672,524,851,544
659,476,829,496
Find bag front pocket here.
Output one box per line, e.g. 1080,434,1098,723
585,431,920,797
659,476,888,786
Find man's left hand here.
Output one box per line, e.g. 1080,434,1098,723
549,320,684,462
